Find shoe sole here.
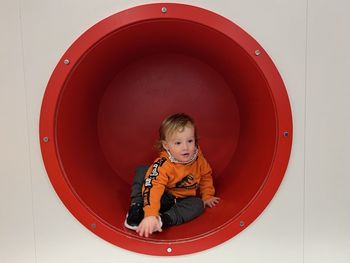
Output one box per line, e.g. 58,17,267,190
124,213,138,231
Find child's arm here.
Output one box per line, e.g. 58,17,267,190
142,158,168,217
199,162,215,201
199,156,220,207
139,158,168,237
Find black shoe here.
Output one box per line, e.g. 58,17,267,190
124,203,144,230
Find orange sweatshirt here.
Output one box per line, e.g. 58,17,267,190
142,148,215,217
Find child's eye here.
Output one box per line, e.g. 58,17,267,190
175,142,181,145
188,139,194,143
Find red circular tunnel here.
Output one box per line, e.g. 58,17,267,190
40,3,292,256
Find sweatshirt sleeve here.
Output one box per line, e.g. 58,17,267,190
142,157,168,217
199,157,215,201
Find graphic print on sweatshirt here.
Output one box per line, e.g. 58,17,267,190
142,157,166,206
174,174,198,189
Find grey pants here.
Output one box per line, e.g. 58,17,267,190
130,165,204,226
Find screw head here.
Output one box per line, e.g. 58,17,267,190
167,247,172,253
43,137,49,143
161,7,167,13
255,50,261,56
64,59,70,65
91,223,97,229
283,131,289,137
240,220,245,227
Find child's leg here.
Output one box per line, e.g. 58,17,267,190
159,192,176,213
130,165,148,204
160,197,204,227
124,165,148,230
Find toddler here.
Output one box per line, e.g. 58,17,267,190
124,113,220,237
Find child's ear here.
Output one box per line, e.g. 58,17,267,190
162,140,169,150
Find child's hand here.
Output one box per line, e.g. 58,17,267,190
204,196,220,208
136,216,162,237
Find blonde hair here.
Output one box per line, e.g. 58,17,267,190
157,113,198,151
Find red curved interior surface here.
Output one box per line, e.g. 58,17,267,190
56,20,276,241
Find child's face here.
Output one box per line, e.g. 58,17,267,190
163,125,196,162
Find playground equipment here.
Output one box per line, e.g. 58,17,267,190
39,3,292,255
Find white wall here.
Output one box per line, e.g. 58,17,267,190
0,0,349,262
0,1,36,262
305,1,350,262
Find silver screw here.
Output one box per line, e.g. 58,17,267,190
161,7,167,13
240,220,245,227
64,59,70,65
283,131,289,137
167,247,172,253
91,223,97,229
43,137,49,143
255,50,261,56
